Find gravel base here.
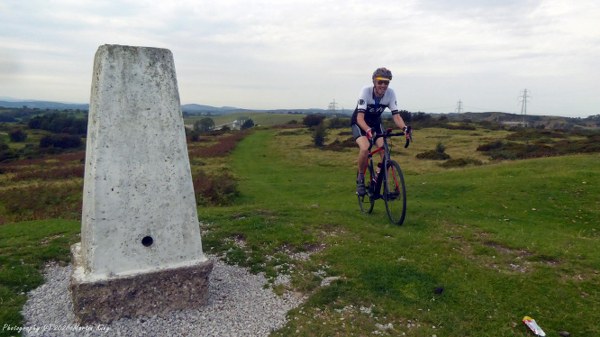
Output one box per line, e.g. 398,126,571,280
21,256,303,337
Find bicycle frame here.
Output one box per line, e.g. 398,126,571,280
357,128,409,225
363,131,404,198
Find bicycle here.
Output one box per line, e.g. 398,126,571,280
357,128,411,225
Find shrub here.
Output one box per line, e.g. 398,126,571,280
303,114,326,128
39,134,82,149
327,117,350,129
9,129,27,142
241,119,255,130
325,137,355,151
192,169,239,206
445,123,476,130
416,142,450,160
194,117,215,133
440,158,483,168
416,150,450,160
188,129,201,142
0,145,18,162
11,165,84,181
188,131,249,158
313,123,327,147
477,140,562,160
477,140,504,152
0,181,82,224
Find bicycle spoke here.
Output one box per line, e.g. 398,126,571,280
384,160,406,225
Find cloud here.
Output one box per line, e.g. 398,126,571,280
0,0,598,116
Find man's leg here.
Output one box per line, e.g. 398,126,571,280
356,136,370,195
356,136,370,173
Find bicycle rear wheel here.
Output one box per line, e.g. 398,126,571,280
357,171,375,214
383,160,406,225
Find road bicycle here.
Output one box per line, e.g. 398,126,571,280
357,128,411,225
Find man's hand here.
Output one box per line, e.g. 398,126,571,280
403,125,412,139
366,128,373,140
403,125,412,148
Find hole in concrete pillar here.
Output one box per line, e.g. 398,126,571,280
141,236,154,247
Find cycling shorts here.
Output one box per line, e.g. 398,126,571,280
352,123,384,140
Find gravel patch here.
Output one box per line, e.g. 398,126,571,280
21,256,303,337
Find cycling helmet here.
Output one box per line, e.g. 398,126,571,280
372,67,392,81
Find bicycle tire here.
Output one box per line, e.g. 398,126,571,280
357,170,375,214
383,160,407,225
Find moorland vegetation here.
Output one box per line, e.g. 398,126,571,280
0,106,599,336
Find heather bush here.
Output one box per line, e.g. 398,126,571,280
39,134,82,149
9,128,27,142
192,169,239,206
477,140,504,152
440,158,483,168
325,137,355,151
0,181,82,224
416,142,450,160
11,165,84,181
188,131,249,158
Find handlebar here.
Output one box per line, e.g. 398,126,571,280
370,128,412,148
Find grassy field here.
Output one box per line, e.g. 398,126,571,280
200,128,600,336
0,125,599,336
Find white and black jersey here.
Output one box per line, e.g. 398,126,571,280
351,85,399,127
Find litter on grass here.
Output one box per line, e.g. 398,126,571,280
523,316,546,336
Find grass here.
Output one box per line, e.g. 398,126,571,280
198,129,599,336
0,220,80,336
0,125,598,336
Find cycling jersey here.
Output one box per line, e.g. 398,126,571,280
351,85,399,127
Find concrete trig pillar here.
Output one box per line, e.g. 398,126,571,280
70,44,213,324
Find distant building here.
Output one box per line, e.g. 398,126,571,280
213,119,245,131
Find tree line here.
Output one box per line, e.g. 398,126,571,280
28,113,87,135
1,111,88,162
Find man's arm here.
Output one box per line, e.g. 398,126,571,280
392,112,406,130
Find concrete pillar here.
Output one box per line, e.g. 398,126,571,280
70,44,213,324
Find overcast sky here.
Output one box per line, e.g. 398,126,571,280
1,0,599,117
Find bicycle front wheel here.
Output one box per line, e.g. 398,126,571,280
383,160,407,225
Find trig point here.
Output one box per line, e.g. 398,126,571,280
70,44,213,324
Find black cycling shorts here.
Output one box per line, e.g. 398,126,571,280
352,123,384,140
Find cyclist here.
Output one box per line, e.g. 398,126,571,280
351,67,411,196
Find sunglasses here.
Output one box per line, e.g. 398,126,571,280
376,80,390,85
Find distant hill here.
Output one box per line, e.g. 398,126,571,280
181,104,245,114
180,104,352,116
0,100,88,110
0,100,345,115
1,99,597,128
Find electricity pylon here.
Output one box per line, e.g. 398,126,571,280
519,89,530,127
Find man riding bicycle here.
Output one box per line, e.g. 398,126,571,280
351,67,411,196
